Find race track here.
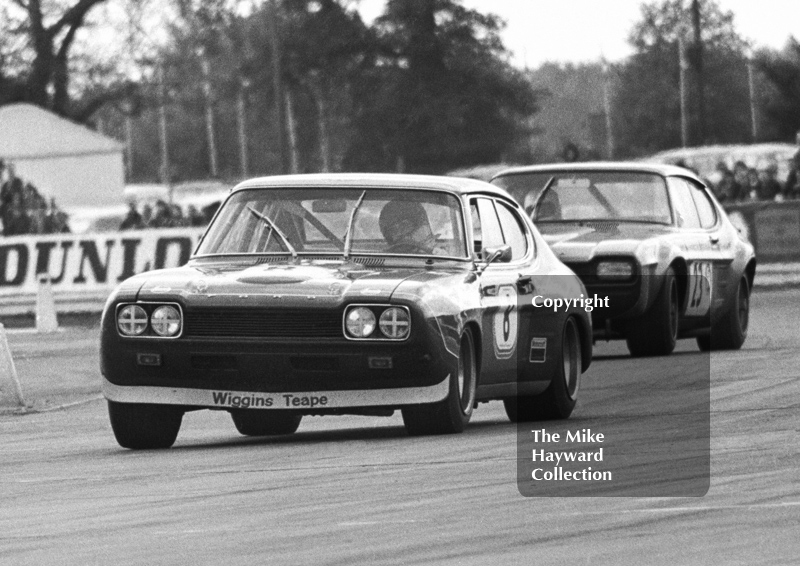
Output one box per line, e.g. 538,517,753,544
1,289,798,565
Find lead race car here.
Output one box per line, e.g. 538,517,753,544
101,173,592,449
491,163,756,357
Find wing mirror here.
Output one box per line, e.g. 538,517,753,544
476,245,512,274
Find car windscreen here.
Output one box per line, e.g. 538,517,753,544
493,171,672,224
195,187,468,258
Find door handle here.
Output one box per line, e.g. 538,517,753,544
481,285,497,297
517,276,535,294
709,235,720,245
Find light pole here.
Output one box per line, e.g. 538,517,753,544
198,48,219,178
120,99,135,180
157,64,172,201
601,58,615,160
746,50,758,142
237,77,250,179
678,34,690,148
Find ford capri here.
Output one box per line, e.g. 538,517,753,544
491,163,756,357
101,174,592,449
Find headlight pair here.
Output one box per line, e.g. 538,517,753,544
117,303,182,337
344,305,410,340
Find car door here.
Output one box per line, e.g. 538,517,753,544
667,177,719,320
687,179,736,315
471,197,535,385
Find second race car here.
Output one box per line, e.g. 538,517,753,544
492,162,756,357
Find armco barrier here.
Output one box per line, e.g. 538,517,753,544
723,201,800,262
0,227,205,316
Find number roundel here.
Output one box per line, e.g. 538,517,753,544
493,285,518,359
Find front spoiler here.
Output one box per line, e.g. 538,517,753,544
102,375,450,409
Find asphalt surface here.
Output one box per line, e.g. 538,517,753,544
1,289,798,565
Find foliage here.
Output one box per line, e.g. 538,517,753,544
611,0,751,156
756,39,800,141
344,0,538,173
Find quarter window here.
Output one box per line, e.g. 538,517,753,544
496,202,529,260
688,181,718,229
667,178,701,229
471,198,504,258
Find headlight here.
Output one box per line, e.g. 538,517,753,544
597,261,634,280
117,305,148,336
379,307,410,339
345,307,376,338
150,305,182,337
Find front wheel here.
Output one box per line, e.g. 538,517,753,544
230,411,302,436
697,276,749,351
402,329,477,436
504,317,581,422
107,400,184,449
626,267,679,357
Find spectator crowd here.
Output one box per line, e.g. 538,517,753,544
0,159,70,237
119,199,215,231
682,132,800,203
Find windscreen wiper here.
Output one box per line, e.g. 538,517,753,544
343,190,367,261
531,176,556,219
247,205,298,262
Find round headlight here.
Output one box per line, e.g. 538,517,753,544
117,305,148,336
151,305,182,337
345,307,376,338
379,307,410,339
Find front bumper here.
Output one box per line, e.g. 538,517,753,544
102,376,450,409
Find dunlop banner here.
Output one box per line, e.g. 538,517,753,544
0,228,206,305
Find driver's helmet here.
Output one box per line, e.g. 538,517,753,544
379,200,431,246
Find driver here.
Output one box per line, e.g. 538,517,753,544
379,200,444,254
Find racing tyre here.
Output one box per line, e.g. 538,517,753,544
230,411,302,436
697,276,749,351
504,317,581,422
107,400,184,449
625,267,679,357
402,329,477,436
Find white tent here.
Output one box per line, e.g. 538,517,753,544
0,103,125,208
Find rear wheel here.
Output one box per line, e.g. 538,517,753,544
402,329,476,436
626,267,679,357
230,411,302,436
697,276,749,351
504,317,581,422
107,400,184,449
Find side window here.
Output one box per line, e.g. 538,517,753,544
472,198,504,258
688,181,718,229
470,202,482,254
667,178,701,229
496,202,529,260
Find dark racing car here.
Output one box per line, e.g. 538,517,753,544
101,174,592,449
491,163,756,357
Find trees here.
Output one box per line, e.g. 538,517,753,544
611,0,751,156
344,0,538,172
1,0,113,117
756,39,800,141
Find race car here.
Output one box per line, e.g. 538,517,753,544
101,173,592,449
491,162,756,357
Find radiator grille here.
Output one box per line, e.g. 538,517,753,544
183,308,342,338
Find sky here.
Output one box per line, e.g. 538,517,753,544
358,0,800,68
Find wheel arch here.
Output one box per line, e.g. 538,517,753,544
670,258,689,312
570,314,592,372
744,258,756,292
463,321,482,382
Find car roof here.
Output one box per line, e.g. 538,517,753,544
491,161,705,184
233,173,514,199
